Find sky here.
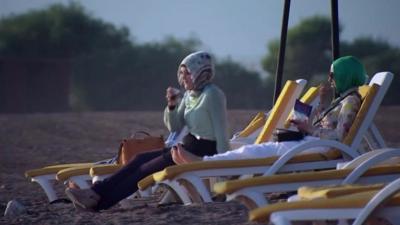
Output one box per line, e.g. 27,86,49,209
1,0,400,75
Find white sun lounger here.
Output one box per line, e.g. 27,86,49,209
250,174,400,225
143,72,393,205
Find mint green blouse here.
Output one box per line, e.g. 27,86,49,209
164,84,229,153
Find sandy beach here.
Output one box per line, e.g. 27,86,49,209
1,108,399,225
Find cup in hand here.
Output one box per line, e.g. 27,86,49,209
319,81,334,104
166,87,181,107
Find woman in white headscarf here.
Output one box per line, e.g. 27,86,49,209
65,51,229,211
165,51,230,154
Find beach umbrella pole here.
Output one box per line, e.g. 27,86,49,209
273,0,291,104
331,0,340,60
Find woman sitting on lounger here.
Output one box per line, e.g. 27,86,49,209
173,55,367,164
65,51,230,211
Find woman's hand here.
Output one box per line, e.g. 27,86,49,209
166,87,180,108
291,119,314,135
318,81,334,111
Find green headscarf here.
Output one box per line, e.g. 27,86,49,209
331,56,367,94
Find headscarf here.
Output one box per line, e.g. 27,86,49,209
178,51,215,91
331,56,367,94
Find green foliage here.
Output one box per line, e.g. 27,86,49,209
6,4,398,112
71,37,196,110
0,3,267,111
214,59,269,109
342,37,400,105
262,16,400,105
0,3,131,58
262,16,332,86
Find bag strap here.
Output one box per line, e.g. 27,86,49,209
130,131,151,138
312,88,360,126
116,141,125,164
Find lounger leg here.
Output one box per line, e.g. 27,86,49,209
138,187,152,198
161,180,192,205
270,213,292,225
270,209,358,225
158,191,175,204
31,175,58,202
69,175,92,189
369,124,387,149
179,175,212,203
353,178,400,225
229,191,268,209
91,174,111,184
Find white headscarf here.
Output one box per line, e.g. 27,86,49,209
178,51,215,91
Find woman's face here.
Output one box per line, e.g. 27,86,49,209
328,71,336,89
179,66,194,90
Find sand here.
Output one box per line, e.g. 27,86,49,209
1,108,399,225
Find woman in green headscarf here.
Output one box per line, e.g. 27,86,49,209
298,55,367,141
331,55,367,95
174,56,367,163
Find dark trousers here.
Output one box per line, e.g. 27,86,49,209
92,133,217,210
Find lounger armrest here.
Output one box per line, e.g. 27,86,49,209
341,150,387,169
25,163,93,178
213,168,349,195
343,148,400,184
264,140,359,176
354,177,400,225
89,164,123,177
250,191,377,223
56,165,94,181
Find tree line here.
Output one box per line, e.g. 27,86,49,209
262,16,400,105
0,4,398,113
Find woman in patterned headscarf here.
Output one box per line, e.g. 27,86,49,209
175,56,367,163
177,50,215,92
65,51,230,211
166,51,229,153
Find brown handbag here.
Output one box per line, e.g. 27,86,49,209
117,131,165,165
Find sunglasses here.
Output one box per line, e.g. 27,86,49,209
328,72,334,80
